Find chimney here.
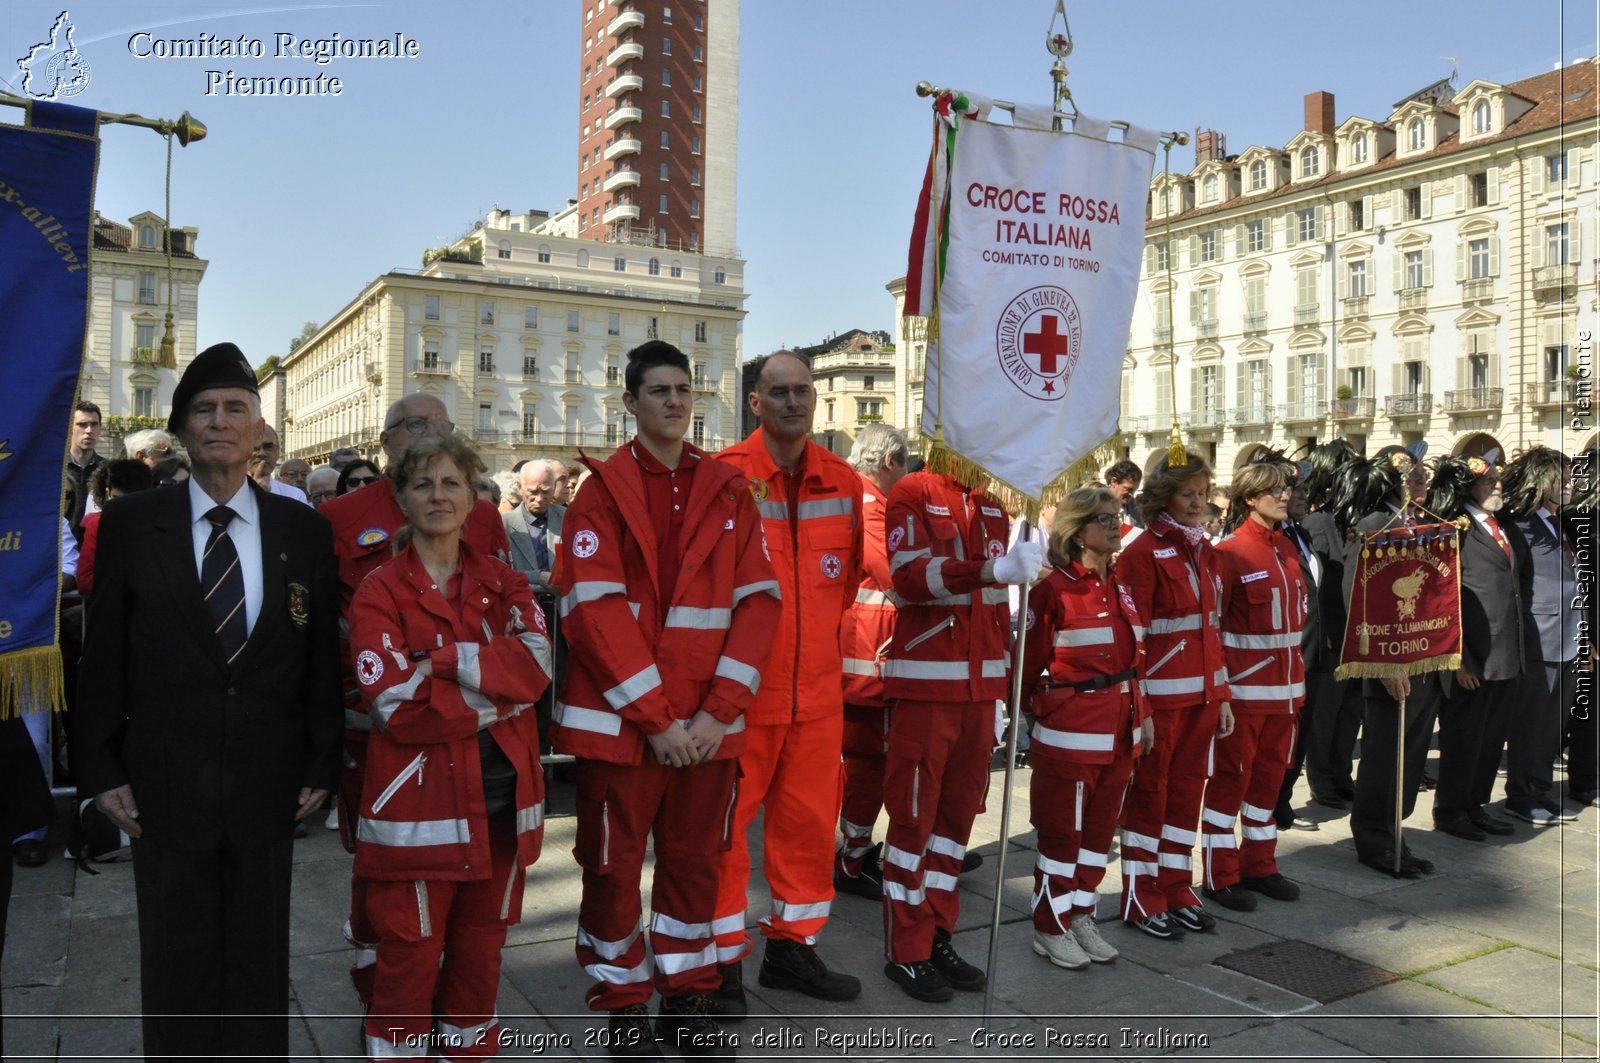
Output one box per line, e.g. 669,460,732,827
1305,90,1335,135
1195,129,1227,163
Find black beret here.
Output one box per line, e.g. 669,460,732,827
168,342,258,433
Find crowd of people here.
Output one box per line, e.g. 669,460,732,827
2,336,1594,1062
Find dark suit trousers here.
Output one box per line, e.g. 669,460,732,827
133,835,294,1062
1304,669,1363,798
1506,661,1570,809
1434,676,1517,819
1350,674,1440,859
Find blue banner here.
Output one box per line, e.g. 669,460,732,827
0,100,99,717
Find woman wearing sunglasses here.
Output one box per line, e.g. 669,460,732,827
337,459,383,496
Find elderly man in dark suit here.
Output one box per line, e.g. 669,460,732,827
505,459,566,744
76,343,341,1061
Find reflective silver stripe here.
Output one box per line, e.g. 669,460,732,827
1201,807,1236,829
733,579,781,604
982,586,1010,605
883,659,969,681
579,923,643,960
883,844,922,871
553,702,623,736
929,592,972,606
884,880,927,905
585,959,654,985
1122,830,1159,852
799,497,855,520
715,943,744,963
1223,630,1299,650
710,913,745,936
516,805,544,834
1149,614,1202,634
604,664,662,710
463,688,499,730
1143,676,1205,696
1161,824,1197,846
344,708,372,732
714,655,761,694
664,605,732,629
1230,682,1306,701
926,834,965,859
372,670,427,729
652,912,713,939
1157,852,1191,869
1046,890,1076,915
1076,848,1109,869
1069,888,1099,908
1241,801,1275,822
370,753,425,814
561,580,630,617
455,643,482,690
841,658,878,676
1242,824,1277,841
518,631,554,676
1121,859,1159,879
981,658,1009,677
855,586,903,607
1055,627,1115,648
356,817,470,848
1202,833,1238,849
757,500,789,521
770,898,831,922
923,870,958,893
655,942,718,975
890,548,931,571
1031,723,1115,752
925,557,949,598
1036,854,1077,877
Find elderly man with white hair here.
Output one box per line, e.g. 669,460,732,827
505,459,563,595
122,428,175,468
305,466,339,510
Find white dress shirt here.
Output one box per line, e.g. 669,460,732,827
59,517,79,578
269,478,310,506
189,476,264,636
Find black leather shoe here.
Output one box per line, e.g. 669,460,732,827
1359,850,1422,878
655,994,734,1058
1241,873,1301,901
703,961,747,1020
884,960,953,1003
1312,793,1350,811
1434,814,1487,842
1201,885,1257,912
1169,905,1216,932
1400,849,1435,874
930,930,985,991
960,850,984,874
12,840,47,868
832,843,884,901
607,1003,664,1058
758,938,860,1002
1279,815,1320,832
1469,811,1515,836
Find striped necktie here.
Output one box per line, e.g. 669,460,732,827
202,505,248,663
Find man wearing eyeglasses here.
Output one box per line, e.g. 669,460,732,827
248,425,310,505
317,393,513,1016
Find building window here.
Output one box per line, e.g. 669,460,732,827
662,69,671,86
649,257,661,276
1467,350,1490,390
524,306,538,329
138,272,157,304
660,162,670,180
134,386,154,418
1154,240,1169,271
1469,172,1489,208
1192,285,1216,323
660,100,670,117
659,194,669,212
607,312,621,336
694,320,706,342
660,131,670,149
669,262,683,278
1348,260,1369,297
1546,223,1570,265
425,295,440,320
607,357,620,385
480,300,494,325
1404,249,1425,289
693,363,707,389
1300,146,1320,178
537,246,551,263
689,199,700,218
863,374,875,390
647,316,659,339
1404,187,1422,220
566,352,580,384
712,269,726,284
134,323,155,359
606,413,620,444
479,349,495,373
826,399,834,421
691,135,701,153
1546,345,1569,381
1202,174,1218,203
1348,199,1365,231
523,354,538,377
1548,153,1568,185
1468,238,1491,279
692,414,705,446
1351,132,1368,164
662,6,672,22
1199,230,1217,262
693,44,702,61
138,225,156,248
478,403,493,431
661,38,671,55
1472,99,1491,134
498,240,511,259
1242,220,1263,253
691,105,702,123
1295,208,1317,242
1294,267,1319,309
692,74,702,92
567,309,580,332
614,255,627,272
522,408,537,436
422,341,440,371
690,166,700,185
1407,118,1425,151
856,399,883,420
1244,274,1266,316
1249,159,1267,190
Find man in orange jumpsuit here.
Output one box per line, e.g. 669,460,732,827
318,393,511,1007
709,351,865,1015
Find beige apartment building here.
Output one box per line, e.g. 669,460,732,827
797,329,896,456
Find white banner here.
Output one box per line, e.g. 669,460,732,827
923,114,1158,499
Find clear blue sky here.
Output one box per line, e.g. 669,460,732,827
4,1,1595,365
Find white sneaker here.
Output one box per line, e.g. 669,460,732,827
1031,930,1090,970
1070,914,1119,963
325,805,340,830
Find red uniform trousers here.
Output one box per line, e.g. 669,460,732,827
837,704,889,877
713,713,844,960
363,811,520,1062
1202,712,1296,889
1030,743,1135,933
339,735,378,1003
880,700,990,964
574,757,739,1010
1120,701,1218,921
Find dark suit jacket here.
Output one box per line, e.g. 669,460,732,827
1515,512,1579,663
1291,515,1341,673
1448,509,1531,685
76,481,342,851
504,503,564,595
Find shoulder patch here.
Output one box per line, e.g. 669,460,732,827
571,529,600,558
355,650,384,686
887,526,906,553
1152,547,1178,559
357,527,389,547
747,477,770,503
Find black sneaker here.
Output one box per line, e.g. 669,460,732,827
655,994,736,1058
1201,884,1258,912
606,1003,664,1058
961,850,984,874
758,938,861,1001
703,961,747,1020
832,843,884,901
930,930,986,991
1169,904,1216,932
1240,873,1301,901
1127,912,1184,939
884,960,954,1003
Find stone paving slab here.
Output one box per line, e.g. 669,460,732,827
1298,977,1573,1059
1417,945,1600,1041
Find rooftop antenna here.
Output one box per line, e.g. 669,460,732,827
1442,56,1459,86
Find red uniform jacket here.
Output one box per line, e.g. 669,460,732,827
718,430,862,724
882,472,1012,703
551,442,782,764
348,541,551,880
840,472,898,708
1114,515,1227,712
1020,561,1151,764
1214,518,1307,714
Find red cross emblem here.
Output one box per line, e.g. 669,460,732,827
995,286,1081,401
1023,315,1069,392
355,650,384,686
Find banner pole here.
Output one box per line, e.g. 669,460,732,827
983,573,1031,1020
1393,692,1406,875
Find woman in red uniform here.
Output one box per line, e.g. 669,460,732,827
1021,488,1153,969
349,434,552,1061
1114,454,1232,940
1201,459,1307,911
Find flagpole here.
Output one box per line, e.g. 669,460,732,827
0,91,207,145
1393,693,1406,875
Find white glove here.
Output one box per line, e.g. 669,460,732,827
991,538,1045,585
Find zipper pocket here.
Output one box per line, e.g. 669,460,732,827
904,616,955,653
1145,638,1187,677
1230,656,1272,684
371,752,426,813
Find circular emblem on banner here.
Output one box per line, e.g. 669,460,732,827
886,526,905,553
995,285,1082,401
821,553,842,579
748,477,770,503
572,530,600,558
357,527,389,547
356,650,384,686
987,540,1005,559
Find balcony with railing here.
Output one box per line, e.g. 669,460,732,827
1195,320,1219,341
1531,264,1578,300
606,41,644,67
1444,387,1504,414
1330,396,1375,421
1241,310,1268,334
1293,304,1319,326
605,106,642,132
603,168,640,193
603,138,641,162
1180,408,1226,431
607,8,645,35
131,346,156,364
413,358,453,377
1525,379,1579,409
1231,405,1275,427
1385,392,1432,418
1118,415,1148,436
603,203,641,225
1281,401,1326,425
1151,325,1172,345
1460,277,1495,303
1398,288,1428,311
1341,295,1370,319
606,73,643,99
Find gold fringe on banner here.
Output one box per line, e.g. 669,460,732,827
923,432,1118,523
1335,654,1461,683
0,646,66,720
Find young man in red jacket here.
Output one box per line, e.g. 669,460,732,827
553,342,780,1057
878,469,1045,1002
710,352,864,1012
